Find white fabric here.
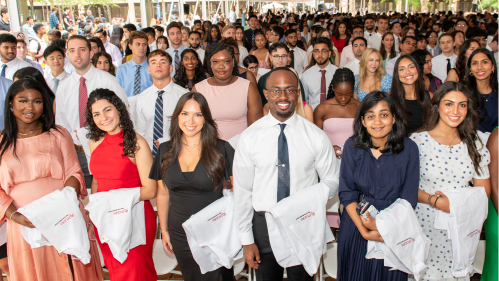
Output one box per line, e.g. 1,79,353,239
301,62,338,110
55,65,129,146
340,44,373,68
134,81,189,149
431,53,457,82
233,112,339,245
0,57,32,80
85,187,145,263
75,127,92,175
433,187,488,278
364,32,382,50
344,59,360,75
0,221,6,246
366,199,431,281
183,192,243,274
104,41,123,67
29,37,47,63
238,45,249,68
149,41,157,51
385,54,400,77
265,184,334,275
289,45,308,77
45,70,69,91
195,48,205,63
17,187,91,264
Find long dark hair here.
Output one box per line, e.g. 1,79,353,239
326,68,355,99
91,51,116,76
173,49,207,89
206,25,221,44
332,22,351,49
0,79,58,163
110,26,123,51
236,25,251,50
390,54,431,124
455,39,480,82
380,31,397,60
465,48,498,129
85,88,138,158
353,91,406,154
416,82,483,176
411,49,431,77
205,43,239,77
161,92,225,189
13,67,55,102
252,31,269,51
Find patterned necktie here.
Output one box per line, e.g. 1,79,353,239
174,50,180,73
52,78,59,94
134,65,141,96
289,50,295,69
78,77,88,128
277,124,290,202
447,59,451,74
320,70,327,103
152,90,165,157
0,64,6,78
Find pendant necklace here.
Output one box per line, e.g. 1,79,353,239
448,134,458,152
182,140,200,153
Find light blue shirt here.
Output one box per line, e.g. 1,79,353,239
116,59,153,97
22,23,36,37
166,44,189,78
24,58,43,74
0,76,13,130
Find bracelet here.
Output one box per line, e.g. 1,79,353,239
428,194,434,205
161,229,169,233
9,211,17,221
433,196,440,208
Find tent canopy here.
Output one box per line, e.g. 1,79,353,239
262,2,284,9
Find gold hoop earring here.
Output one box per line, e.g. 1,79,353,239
470,72,474,76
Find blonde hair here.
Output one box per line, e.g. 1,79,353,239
357,48,385,94
222,24,236,34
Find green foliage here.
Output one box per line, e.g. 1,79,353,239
481,0,498,9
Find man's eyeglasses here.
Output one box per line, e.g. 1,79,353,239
313,49,329,54
266,88,299,99
272,55,288,60
248,66,258,71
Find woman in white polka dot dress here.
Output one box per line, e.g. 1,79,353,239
410,82,491,281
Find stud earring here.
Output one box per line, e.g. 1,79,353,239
470,72,474,76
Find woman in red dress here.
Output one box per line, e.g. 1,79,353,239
331,22,350,53
86,89,158,281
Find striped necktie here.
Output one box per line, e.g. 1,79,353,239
134,65,141,96
174,50,180,73
152,90,165,157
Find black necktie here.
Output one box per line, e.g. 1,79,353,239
277,124,290,202
447,58,451,74
289,50,295,69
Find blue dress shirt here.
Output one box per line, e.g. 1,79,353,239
166,44,189,78
0,76,13,130
22,24,36,37
116,58,153,97
24,58,43,74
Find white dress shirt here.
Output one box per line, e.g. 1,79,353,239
340,44,373,67
29,37,47,63
194,48,205,62
301,62,338,110
393,34,400,53
134,81,189,150
344,59,360,75
44,56,75,77
149,41,157,51
104,41,123,67
431,53,457,82
385,54,400,77
238,45,249,68
45,70,68,93
0,57,32,80
55,66,129,146
364,31,382,50
288,45,308,77
233,112,339,245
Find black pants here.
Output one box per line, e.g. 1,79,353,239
76,149,93,189
253,212,314,281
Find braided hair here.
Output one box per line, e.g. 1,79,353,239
326,68,355,100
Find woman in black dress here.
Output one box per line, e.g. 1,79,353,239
149,92,235,281
390,54,433,136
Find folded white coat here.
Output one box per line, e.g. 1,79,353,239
183,192,243,274
366,198,431,281
265,183,335,276
17,186,91,264
85,187,146,263
433,186,488,278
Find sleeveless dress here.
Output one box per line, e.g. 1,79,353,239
251,50,271,69
90,131,157,281
149,140,235,281
195,77,250,140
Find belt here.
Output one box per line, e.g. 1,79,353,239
74,144,84,151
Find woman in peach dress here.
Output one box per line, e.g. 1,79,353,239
0,79,103,281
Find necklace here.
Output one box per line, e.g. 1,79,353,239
483,92,492,102
17,124,42,137
182,140,200,154
448,134,458,151
213,77,233,96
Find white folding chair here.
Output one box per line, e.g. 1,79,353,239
320,242,338,280
472,240,486,275
152,207,182,278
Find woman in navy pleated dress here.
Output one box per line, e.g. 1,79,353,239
336,91,420,281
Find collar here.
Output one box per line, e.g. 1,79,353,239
52,71,68,80
73,65,97,81
266,111,298,128
151,80,174,93
315,61,333,72
1,57,20,67
130,58,148,67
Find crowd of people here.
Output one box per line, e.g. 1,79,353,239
0,6,496,281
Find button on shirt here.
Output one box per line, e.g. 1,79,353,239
0,57,32,80
116,59,153,97
431,53,457,82
344,59,360,75
233,112,339,245
166,45,189,78
55,66,129,145
0,76,13,130
364,31,382,50
288,45,308,77
134,82,189,150
104,41,123,67
301,62,338,110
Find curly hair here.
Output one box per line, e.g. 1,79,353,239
173,49,207,89
91,51,116,76
85,88,138,158
326,68,355,100
454,39,480,83
205,42,239,77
